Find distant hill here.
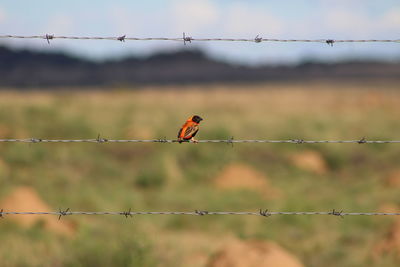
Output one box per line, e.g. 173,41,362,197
0,46,399,88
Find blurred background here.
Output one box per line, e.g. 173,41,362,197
0,1,400,266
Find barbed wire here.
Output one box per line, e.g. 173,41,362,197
0,137,399,144
1,209,399,219
0,33,399,46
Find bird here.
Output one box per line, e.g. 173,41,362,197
177,115,203,143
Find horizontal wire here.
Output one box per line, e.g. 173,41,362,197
1,210,400,218
0,138,399,144
0,34,399,44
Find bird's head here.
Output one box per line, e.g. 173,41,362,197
191,115,203,124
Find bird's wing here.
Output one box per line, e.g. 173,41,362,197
177,128,183,138
182,124,199,139
190,128,199,138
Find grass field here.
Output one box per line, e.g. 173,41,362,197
0,82,400,266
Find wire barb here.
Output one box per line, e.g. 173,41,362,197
227,136,234,147
30,138,42,143
117,35,126,42
0,209,3,219
195,210,209,216
121,208,133,218
45,34,54,44
58,208,70,220
254,35,262,43
259,209,271,217
330,209,344,218
326,39,335,46
96,134,108,143
183,32,192,45
358,137,367,144
157,137,168,143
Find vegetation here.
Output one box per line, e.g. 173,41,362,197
2,46,400,87
0,82,399,266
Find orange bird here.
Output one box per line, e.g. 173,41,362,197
177,115,203,143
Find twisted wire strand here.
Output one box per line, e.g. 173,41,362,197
0,34,399,44
1,210,400,218
0,138,399,144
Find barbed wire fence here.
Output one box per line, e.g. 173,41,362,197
0,137,400,144
1,33,399,225
1,33,399,46
1,209,400,220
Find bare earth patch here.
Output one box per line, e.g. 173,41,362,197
373,219,400,259
289,150,328,175
384,170,400,188
155,231,303,267
214,164,280,198
155,231,237,267
0,186,75,236
208,240,304,267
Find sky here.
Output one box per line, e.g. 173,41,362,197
0,0,399,65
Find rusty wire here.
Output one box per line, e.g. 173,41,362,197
0,33,399,45
0,137,399,144
1,209,400,219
